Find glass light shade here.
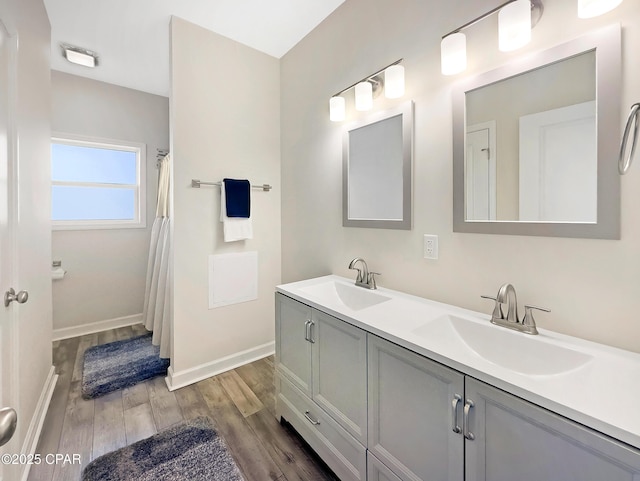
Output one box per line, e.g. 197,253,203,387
578,0,623,18
329,96,345,122
384,64,405,99
441,32,467,75
64,48,97,67
355,81,373,111
498,0,532,52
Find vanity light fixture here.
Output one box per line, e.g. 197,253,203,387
329,59,404,121
441,0,543,75
384,64,405,99
441,32,467,76
499,0,532,52
61,43,99,68
578,0,623,18
355,81,373,111
330,96,346,121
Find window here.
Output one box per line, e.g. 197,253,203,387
51,135,146,230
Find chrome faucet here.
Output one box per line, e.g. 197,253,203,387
481,283,550,335
348,258,381,290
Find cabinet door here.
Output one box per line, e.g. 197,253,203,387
312,310,368,445
368,452,403,481
275,293,312,397
465,377,640,481
368,334,465,481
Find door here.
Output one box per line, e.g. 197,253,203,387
0,17,18,481
368,334,464,481
275,294,313,397
0,4,52,480
368,452,403,481
466,122,496,221
312,309,367,445
519,101,597,222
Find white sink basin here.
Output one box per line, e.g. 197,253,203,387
299,280,391,311
412,315,593,376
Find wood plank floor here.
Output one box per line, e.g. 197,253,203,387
28,325,339,481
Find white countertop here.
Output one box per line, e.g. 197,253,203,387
276,275,640,450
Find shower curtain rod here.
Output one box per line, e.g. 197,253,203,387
156,149,169,169
191,179,272,192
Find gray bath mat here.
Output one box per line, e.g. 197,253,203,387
82,333,170,399
81,417,245,481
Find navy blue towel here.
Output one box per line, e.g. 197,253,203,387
223,178,251,218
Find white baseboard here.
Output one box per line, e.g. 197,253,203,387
52,313,144,341
165,341,275,391
19,366,58,481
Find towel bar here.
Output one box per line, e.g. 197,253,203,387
191,179,272,191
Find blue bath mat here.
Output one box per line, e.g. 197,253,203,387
82,333,169,399
82,417,245,481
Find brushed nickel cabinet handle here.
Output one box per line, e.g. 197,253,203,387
451,394,462,434
308,320,315,343
304,410,320,425
463,399,475,441
304,320,310,341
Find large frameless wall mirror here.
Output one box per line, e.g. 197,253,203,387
453,24,621,239
343,101,413,229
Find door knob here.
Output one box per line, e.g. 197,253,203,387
0,407,17,447
4,288,28,307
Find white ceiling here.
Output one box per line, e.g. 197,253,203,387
44,0,345,97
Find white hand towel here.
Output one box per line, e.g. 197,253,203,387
220,181,253,242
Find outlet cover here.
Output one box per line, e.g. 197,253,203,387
424,234,438,260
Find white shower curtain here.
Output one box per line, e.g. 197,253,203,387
142,154,171,358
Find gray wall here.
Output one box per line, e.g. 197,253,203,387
51,71,169,335
169,17,281,386
281,0,640,352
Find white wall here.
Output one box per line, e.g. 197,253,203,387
169,17,281,387
50,71,169,336
281,0,640,353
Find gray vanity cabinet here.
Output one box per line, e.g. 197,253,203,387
276,291,640,481
275,293,368,481
368,334,465,481
464,377,640,481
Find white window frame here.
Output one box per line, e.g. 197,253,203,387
51,133,147,230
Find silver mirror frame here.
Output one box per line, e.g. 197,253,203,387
343,101,414,230
453,24,621,239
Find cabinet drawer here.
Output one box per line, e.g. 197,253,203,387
276,373,366,481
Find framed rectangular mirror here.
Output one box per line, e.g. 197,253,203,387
343,101,413,229
453,24,621,239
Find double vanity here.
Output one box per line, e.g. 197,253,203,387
275,275,640,481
